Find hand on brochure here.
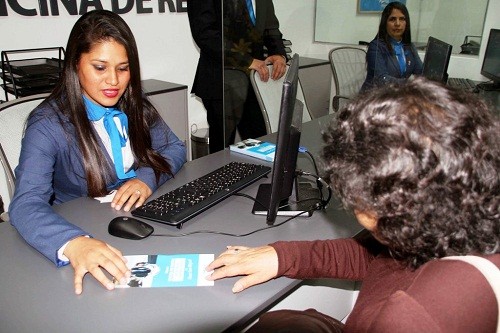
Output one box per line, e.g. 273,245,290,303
205,245,279,293
64,236,130,295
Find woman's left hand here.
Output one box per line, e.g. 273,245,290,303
111,179,152,212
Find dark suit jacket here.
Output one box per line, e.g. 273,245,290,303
9,99,186,266
361,38,423,92
223,0,286,72
188,0,286,100
187,0,222,100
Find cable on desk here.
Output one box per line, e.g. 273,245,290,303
151,208,315,238
151,150,329,238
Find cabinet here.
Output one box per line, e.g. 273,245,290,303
142,79,191,160
1,47,65,101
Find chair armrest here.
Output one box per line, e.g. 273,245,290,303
332,95,351,112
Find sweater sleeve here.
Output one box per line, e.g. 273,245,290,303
270,238,376,281
344,254,500,333
367,256,499,333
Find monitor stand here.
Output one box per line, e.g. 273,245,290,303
478,81,500,91
251,176,319,219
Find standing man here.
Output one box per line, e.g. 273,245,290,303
187,0,224,153
188,0,288,153
224,0,288,141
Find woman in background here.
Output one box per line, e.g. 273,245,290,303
361,1,423,92
10,10,186,295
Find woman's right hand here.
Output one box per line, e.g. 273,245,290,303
64,236,130,295
205,245,279,293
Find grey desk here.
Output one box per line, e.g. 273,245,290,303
0,115,361,333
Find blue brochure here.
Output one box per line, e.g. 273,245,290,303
115,254,214,288
229,139,276,162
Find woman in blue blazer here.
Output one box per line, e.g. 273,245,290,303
361,2,423,92
9,10,186,295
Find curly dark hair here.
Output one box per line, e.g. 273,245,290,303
322,77,499,268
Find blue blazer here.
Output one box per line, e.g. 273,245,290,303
10,99,187,266
361,38,423,92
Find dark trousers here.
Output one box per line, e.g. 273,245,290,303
202,98,225,154
204,75,267,154
237,85,267,140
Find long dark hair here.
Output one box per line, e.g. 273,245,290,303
322,77,499,268
49,9,172,197
376,1,412,53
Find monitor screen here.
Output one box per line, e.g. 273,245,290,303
422,36,453,83
252,53,309,225
480,28,500,90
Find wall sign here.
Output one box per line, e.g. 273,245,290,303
0,0,187,16
358,0,406,14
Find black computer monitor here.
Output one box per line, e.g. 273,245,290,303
479,28,500,91
422,36,453,83
252,53,309,225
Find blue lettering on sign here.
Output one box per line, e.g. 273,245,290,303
0,0,187,16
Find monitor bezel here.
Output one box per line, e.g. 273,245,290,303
251,53,309,225
422,36,453,83
480,28,500,84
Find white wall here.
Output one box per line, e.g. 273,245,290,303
0,0,498,131
0,3,208,131
275,0,499,81
314,0,488,52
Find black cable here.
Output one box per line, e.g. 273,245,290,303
151,209,315,238
295,169,333,210
299,147,320,176
232,192,267,208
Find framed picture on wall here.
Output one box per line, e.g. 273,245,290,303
358,0,406,13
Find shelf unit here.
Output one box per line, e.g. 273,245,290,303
1,47,65,101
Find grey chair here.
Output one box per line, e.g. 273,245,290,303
250,64,311,134
329,46,367,112
0,93,48,221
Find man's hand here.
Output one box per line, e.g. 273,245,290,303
64,236,130,295
111,179,152,212
250,59,271,82
249,55,286,82
265,55,287,80
205,245,279,293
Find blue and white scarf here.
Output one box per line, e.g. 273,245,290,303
84,96,136,180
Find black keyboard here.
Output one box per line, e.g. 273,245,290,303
131,161,271,228
447,77,477,91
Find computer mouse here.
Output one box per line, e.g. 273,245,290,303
108,216,154,240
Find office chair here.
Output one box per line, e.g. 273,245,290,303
250,64,312,134
0,93,48,221
329,46,367,112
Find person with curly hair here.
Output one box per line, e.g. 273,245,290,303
361,1,423,92
205,77,499,332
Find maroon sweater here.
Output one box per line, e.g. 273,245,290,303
271,238,499,333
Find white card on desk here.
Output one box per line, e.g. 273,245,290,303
94,190,116,203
